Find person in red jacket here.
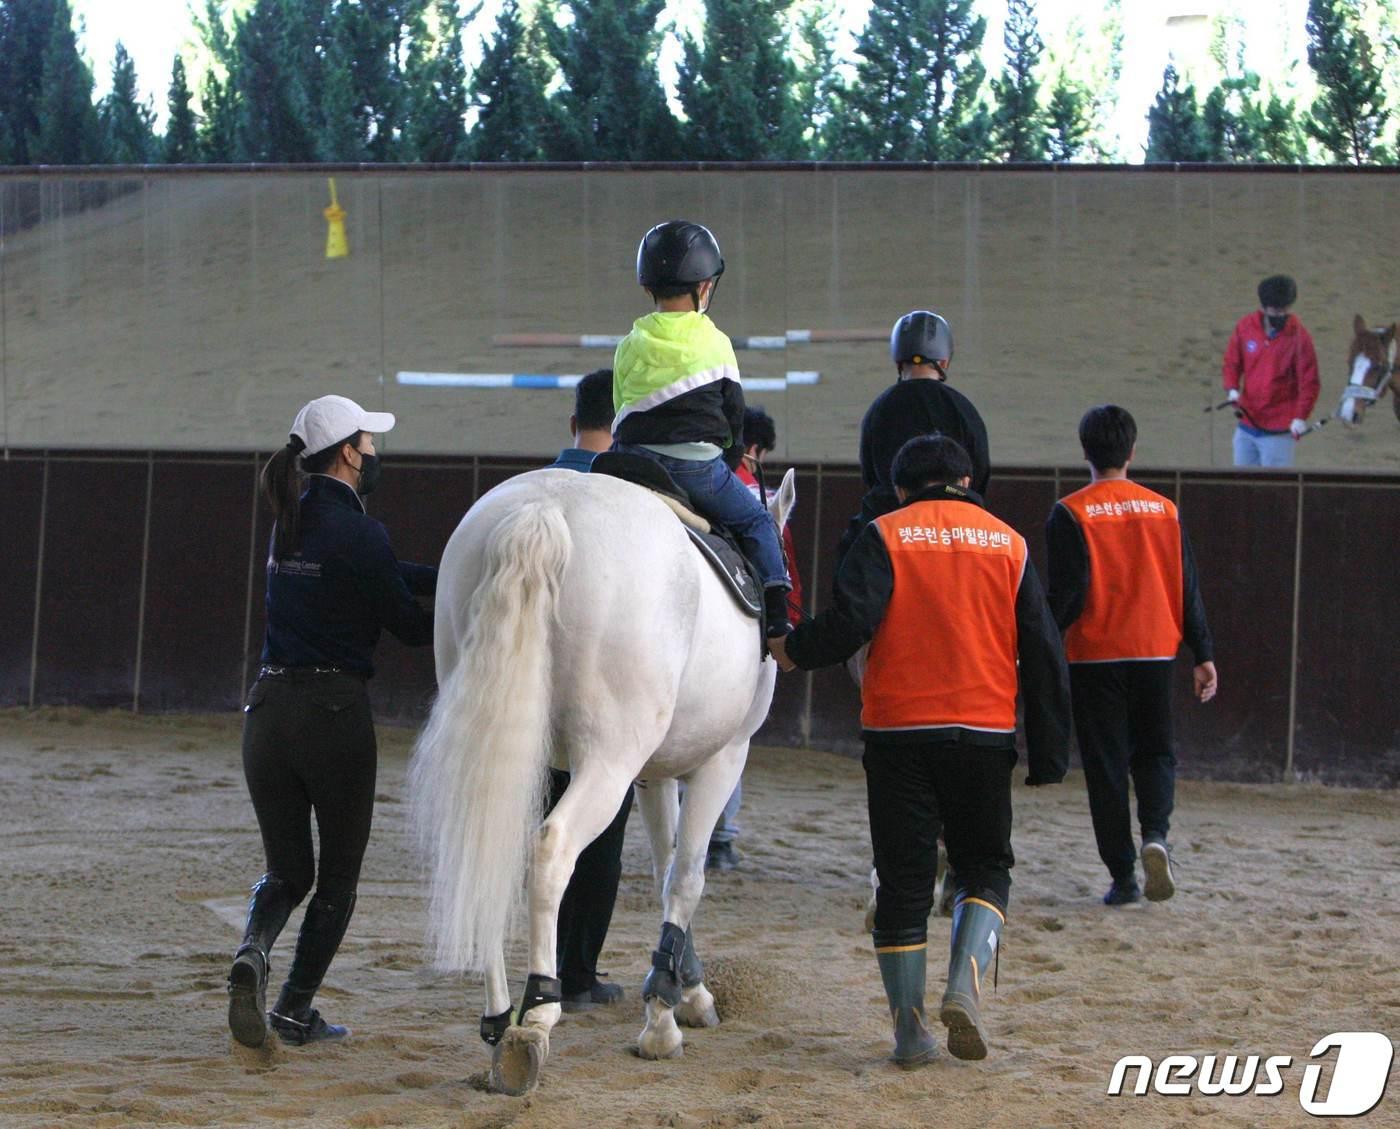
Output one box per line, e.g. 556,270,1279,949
707,405,804,872
771,435,1070,1069
1046,405,1217,907
1221,274,1320,468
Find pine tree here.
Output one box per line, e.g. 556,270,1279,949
1305,0,1388,163
1202,75,1264,162
100,42,156,163
543,0,681,160
677,0,800,160
836,0,987,161
1258,93,1307,162
320,7,365,159
466,0,553,160
195,1,239,161
791,3,841,157
1144,64,1208,162
0,0,60,163
1044,72,1091,161
402,0,472,161
29,0,103,163
232,0,320,161
164,55,199,162
990,0,1046,161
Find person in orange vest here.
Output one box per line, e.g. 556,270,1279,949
1046,405,1218,907
770,435,1070,1068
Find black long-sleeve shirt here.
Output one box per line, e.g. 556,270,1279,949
1044,501,1214,664
262,476,436,677
787,484,1071,783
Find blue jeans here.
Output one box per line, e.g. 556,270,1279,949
1233,427,1295,468
710,780,741,846
614,444,789,590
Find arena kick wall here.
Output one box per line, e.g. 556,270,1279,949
0,449,1394,789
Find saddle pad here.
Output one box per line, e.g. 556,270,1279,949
686,527,762,618
588,451,711,531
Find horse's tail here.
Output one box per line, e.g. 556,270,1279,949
409,498,572,972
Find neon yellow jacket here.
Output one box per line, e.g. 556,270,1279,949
612,312,743,447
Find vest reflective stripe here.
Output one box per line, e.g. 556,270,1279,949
1060,481,1183,662
863,500,1027,733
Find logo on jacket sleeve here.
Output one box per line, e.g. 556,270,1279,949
1246,339,1259,353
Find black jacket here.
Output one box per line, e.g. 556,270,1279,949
612,382,745,452
262,476,436,677
787,484,1071,783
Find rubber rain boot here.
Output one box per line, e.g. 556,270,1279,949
940,897,1004,1061
873,928,937,1067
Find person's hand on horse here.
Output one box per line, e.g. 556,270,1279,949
1193,661,1218,703
767,635,797,672
1289,418,1308,438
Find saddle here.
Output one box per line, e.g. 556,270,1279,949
589,453,763,620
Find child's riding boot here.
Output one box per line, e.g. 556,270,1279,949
873,927,937,1067
940,897,1004,1060
763,585,792,637
228,874,300,1048
269,892,357,1045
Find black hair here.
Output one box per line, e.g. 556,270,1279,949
1078,405,1136,472
261,430,361,558
574,369,614,432
647,282,699,302
891,433,973,492
742,405,777,453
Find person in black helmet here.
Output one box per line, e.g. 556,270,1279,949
228,395,435,1049
836,311,991,567
612,219,792,641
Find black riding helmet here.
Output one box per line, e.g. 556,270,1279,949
637,221,725,310
1258,274,1297,309
890,310,954,373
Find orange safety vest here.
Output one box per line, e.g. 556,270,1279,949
1058,480,1183,662
864,499,1027,734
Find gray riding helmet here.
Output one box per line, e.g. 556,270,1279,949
890,310,954,368
637,221,725,288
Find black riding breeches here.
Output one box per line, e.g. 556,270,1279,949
864,739,1015,940
241,672,377,904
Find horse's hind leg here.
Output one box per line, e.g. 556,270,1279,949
492,766,634,1094
639,740,747,1058
635,777,680,904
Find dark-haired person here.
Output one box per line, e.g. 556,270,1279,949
1046,405,1217,908
836,310,990,567
1222,274,1319,468
612,220,792,642
228,395,435,1048
707,405,805,871
544,368,634,1008
770,435,1069,1069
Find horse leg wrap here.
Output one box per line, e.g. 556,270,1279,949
679,927,704,989
642,921,686,1007
480,1007,513,1047
516,974,562,1023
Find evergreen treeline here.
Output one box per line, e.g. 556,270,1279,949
0,0,1395,166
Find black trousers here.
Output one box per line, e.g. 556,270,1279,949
1070,661,1175,883
548,769,633,994
241,672,377,903
864,739,1015,940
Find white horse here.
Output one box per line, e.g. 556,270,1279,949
408,465,795,1095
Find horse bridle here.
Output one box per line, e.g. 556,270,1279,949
1339,333,1396,410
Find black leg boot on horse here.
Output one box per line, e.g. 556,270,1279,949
939,897,1004,1061
269,892,357,1045
873,927,937,1067
227,874,300,1048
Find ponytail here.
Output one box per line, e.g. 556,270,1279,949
261,435,307,560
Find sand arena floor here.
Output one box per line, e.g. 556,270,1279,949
1,708,1397,1128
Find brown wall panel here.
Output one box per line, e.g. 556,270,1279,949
139,460,256,712
1293,485,1400,786
33,458,148,707
986,472,1061,578
0,458,44,705
1176,479,1296,781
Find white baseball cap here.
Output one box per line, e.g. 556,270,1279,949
290,395,396,455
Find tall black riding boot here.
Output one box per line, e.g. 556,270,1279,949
270,892,357,1046
228,874,300,1048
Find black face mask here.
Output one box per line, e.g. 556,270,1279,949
355,452,382,496
1266,313,1288,332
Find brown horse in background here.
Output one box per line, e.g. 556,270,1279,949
1340,315,1399,424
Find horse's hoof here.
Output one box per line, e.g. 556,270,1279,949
675,983,720,1028
638,1000,685,1060
490,1025,549,1095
